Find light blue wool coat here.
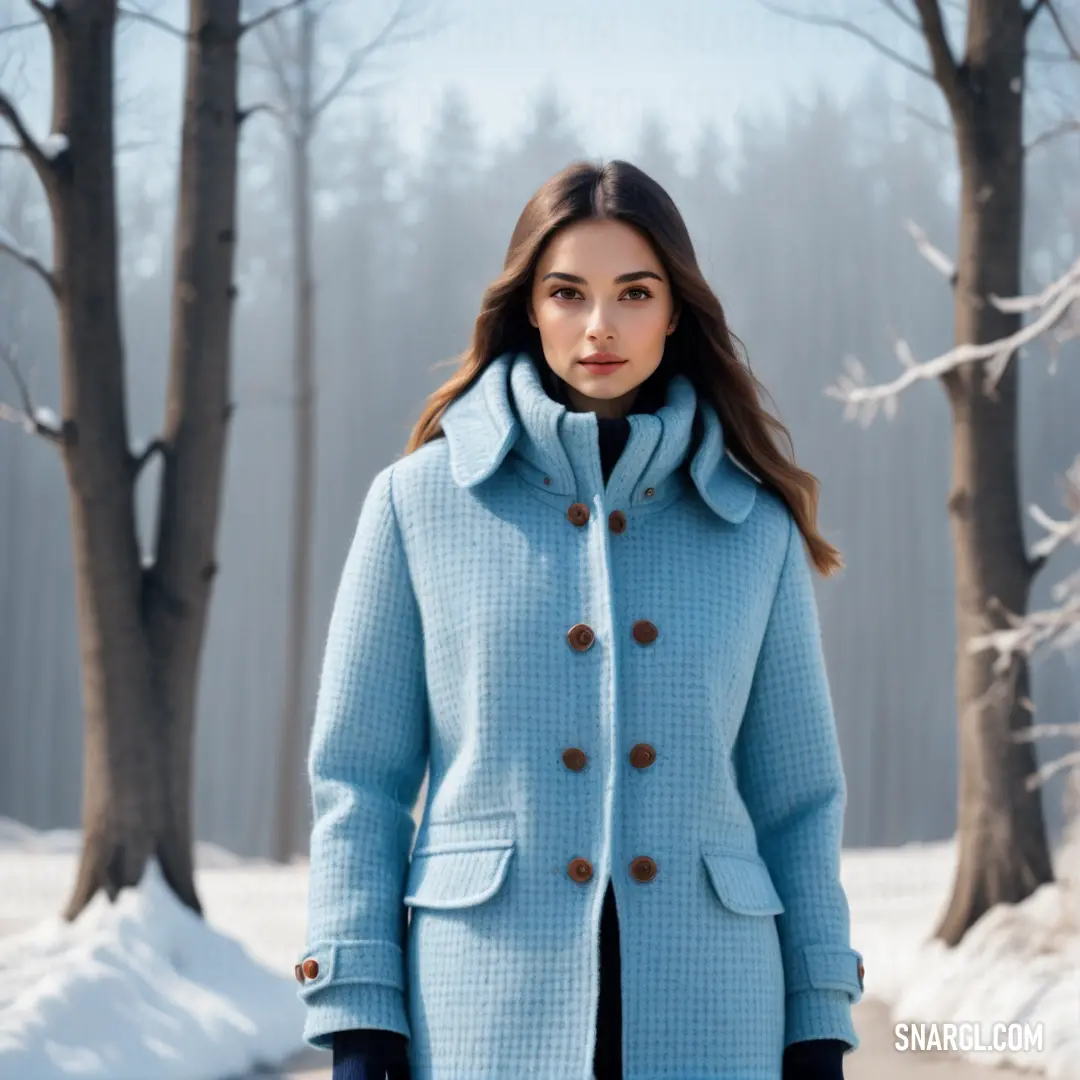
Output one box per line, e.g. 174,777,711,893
298,349,864,1079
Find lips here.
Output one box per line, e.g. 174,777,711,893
580,353,626,365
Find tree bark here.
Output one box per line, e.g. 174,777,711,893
925,0,1054,945
47,0,243,921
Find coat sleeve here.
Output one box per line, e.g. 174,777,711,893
733,510,863,1052
297,463,429,1050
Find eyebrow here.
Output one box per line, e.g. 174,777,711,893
540,270,664,285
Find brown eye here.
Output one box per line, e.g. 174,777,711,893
553,287,580,300
624,286,652,300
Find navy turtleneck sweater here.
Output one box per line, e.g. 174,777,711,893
329,384,850,1080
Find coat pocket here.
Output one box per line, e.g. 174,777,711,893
701,848,785,916
405,812,516,910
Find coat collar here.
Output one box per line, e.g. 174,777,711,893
439,351,758,525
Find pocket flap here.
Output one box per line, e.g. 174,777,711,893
702,849,785,915
404,846,514,909
405,813,517,910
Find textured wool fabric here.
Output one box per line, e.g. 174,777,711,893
300,349,864,1079
326,413,848,1080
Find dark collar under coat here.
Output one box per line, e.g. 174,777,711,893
439,351,761,526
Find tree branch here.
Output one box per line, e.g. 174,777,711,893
117,5,190,40
237,100,287,127
0,16,41,37
905,221,958,285
0,88,52,185
0,227,58,296
24,0,57,20
756,0,935,83
912,0,967,114
131,437,166,478
1042,0,1080,61
311,0,426,117
241,0,305,38
826,252,1080,423
0,342,64,446
878,0,922,35
1025,117,1080,153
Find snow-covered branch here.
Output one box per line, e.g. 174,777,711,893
970,581,1080,674
905,220,956,283
966,457,1080,791
0,224,58,296
0,343,64,446
826,249,1080,425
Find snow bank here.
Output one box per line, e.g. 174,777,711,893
847,836,1079,1078
0,852,307,1080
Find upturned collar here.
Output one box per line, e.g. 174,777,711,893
439,351,759,524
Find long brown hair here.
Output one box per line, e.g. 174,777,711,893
404,159,842,576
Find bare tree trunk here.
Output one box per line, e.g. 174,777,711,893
273,2,317,862
42,0,244,921
917,0,1054,944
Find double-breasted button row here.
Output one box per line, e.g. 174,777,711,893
566,855,658,883
562,744,656,771
294,957,319,982
567,620,658,650
562,494,658,888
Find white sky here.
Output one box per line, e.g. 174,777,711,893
0,0,944,182
362,0,904,166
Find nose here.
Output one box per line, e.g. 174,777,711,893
585,300,617,343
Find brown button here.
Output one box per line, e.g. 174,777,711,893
543,477,551,485
629,743,656,768
857,960,865,984
630,856,657,882
294,963,304,983
608,510,627,533
632,620,658,644
562,747,587,771
644,487,655,498
567,623,595,651
301,958,319,980
568,857,593,882
567,502,590,526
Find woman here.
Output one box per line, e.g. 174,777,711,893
295,160,865,1080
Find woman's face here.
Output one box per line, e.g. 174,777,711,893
527,218,678,418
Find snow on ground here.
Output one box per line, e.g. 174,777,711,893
844,837,1079,1077
0,815,1076,1079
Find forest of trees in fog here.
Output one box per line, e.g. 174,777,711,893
2,65,1077,859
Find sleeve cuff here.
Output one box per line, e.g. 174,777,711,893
302,984,410,1050
785,989,859,1050
295,939,410,1050
784,944,863,1049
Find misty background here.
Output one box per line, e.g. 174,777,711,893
1,0,1077,860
